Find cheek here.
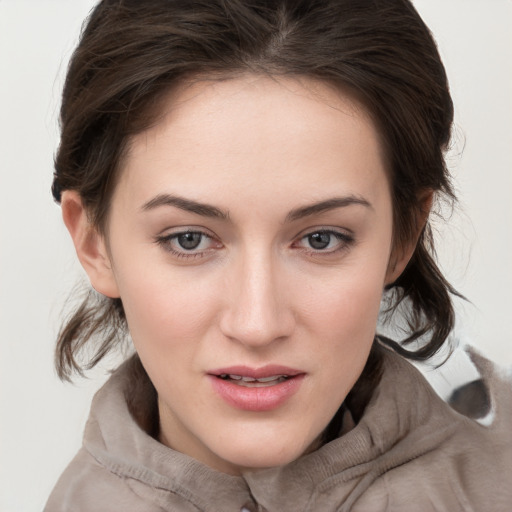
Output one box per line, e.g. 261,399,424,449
303,255,387,326
111,252,219,354
297,260,387,369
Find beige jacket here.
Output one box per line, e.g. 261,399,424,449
45,348,512,512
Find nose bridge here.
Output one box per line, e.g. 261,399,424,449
220,245,292,347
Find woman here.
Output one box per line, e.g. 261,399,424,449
45,0,511,510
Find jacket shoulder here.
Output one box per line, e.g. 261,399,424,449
44,448,166,512
377,349,512,512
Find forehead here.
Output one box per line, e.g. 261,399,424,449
116,75,389,211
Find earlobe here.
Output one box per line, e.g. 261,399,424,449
61,190,120,298
385,189,434,286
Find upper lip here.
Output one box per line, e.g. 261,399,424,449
208,365,304,378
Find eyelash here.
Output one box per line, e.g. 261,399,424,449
154,228,355,260
154,230,220,260
294,229,355,256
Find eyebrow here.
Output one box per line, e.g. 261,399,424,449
141,193,371,222
141,194,229,220
285,196,372,222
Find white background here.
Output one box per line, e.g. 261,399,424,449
1,1,511,510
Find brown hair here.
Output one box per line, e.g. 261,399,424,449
53,0,458,381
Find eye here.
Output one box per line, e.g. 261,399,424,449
307,232,333,250
155,229,220,259
295,229,354,254
175,232,204,250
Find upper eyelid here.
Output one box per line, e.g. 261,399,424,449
154,226,354,247
154,230,218,259
293,228,355,251
294,226,354,240
154,228,216,248
155,226,216,238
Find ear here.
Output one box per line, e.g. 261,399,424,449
61,190,120,298
385,189,433,285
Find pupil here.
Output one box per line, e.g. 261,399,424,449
178,232,202,250
308,232,330,250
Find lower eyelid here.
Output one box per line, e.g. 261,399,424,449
294,231,355,254
154,230,223,257
156,229,353,257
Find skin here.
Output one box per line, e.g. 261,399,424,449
63,75,420,475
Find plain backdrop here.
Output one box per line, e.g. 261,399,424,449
1,1,511,510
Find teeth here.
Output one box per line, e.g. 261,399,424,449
231,375,288,382
255,375,287,382
218,374,290,385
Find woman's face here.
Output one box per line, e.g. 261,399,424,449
100,75,402,474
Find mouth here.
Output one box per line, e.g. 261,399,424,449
209,365,303,385
208,365,305,411
216,374,293,387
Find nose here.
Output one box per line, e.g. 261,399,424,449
219,249,295,348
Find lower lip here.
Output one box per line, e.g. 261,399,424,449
208,375,305,411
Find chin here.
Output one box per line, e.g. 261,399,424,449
216,434,315,474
